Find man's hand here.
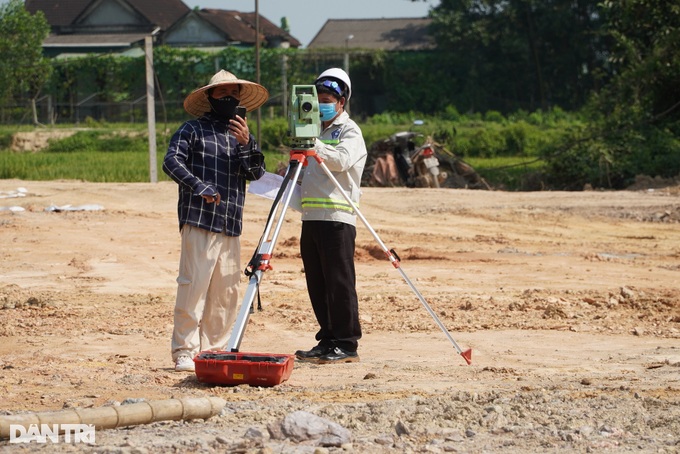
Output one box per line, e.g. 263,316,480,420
229,115,250,146
202,193,221,204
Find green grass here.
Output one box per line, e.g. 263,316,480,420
0,148,289,183
0,124,288,182
0,150,167,182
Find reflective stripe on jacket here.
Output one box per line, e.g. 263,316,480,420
299,111,367,226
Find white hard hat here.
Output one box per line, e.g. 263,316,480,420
315,68,352,101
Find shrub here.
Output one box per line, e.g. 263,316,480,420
44,130,147,153
258,117,289,152
454,127,505,158
441,105,462,121
484,110,505,123
502,122,530,156
433,123,458,148
542,120,680,190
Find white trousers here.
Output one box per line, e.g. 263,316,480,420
171,225,240,360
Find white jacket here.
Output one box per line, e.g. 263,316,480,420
300,111,367,226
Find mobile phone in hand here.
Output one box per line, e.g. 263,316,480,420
235,106,246,119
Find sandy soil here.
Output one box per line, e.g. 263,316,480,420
0,179,679,453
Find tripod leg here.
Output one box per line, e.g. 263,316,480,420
226,159,305,352
315,159,472,365
227,271,261,351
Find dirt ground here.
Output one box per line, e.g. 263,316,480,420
0,178,679,453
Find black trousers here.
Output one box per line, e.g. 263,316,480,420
300,220,361,352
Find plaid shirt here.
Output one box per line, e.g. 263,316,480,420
163,114,265,235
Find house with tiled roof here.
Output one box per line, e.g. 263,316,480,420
25,0,300,58
163,8,299,50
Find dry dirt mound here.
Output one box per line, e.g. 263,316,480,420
626,174,680,193
9,131,77,152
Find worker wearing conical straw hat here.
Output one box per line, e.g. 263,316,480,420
182,70,269,117
163,70,268,372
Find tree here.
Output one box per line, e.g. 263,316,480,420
0,0,52,124
428,0,609,113
280,17,290,34
598,0,680,127
543,0,680,189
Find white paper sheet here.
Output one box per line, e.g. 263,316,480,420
248,172,302,212
0,187,28,199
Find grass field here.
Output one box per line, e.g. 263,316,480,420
0,124,545,189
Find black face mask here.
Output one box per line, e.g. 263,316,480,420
208,96,239,120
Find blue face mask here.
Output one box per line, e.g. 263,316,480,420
319,102,337,121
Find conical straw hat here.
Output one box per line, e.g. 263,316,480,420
183,70,269,117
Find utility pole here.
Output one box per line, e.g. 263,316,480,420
344,35,353,113
255,0,261,146
145,34,157,183
281,42,289,119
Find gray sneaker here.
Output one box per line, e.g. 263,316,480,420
174,354,195,372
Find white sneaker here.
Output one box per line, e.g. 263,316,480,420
175,354,195,372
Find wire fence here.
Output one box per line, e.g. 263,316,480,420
1,94,289,126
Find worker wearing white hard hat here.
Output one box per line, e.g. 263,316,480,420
295,68,368,364
316,67,352,100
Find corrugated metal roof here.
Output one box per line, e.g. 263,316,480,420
307,18,434,51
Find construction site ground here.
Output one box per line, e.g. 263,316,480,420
0,179,679,453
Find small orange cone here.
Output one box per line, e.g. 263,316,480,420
461,349,472,365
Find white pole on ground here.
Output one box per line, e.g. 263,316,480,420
255,0,262,146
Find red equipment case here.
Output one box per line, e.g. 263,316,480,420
194,351,294,387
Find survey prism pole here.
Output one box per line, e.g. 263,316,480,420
307,150,472,365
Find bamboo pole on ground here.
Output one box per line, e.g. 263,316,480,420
0,396,226,439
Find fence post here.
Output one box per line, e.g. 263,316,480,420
145,35,157,183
